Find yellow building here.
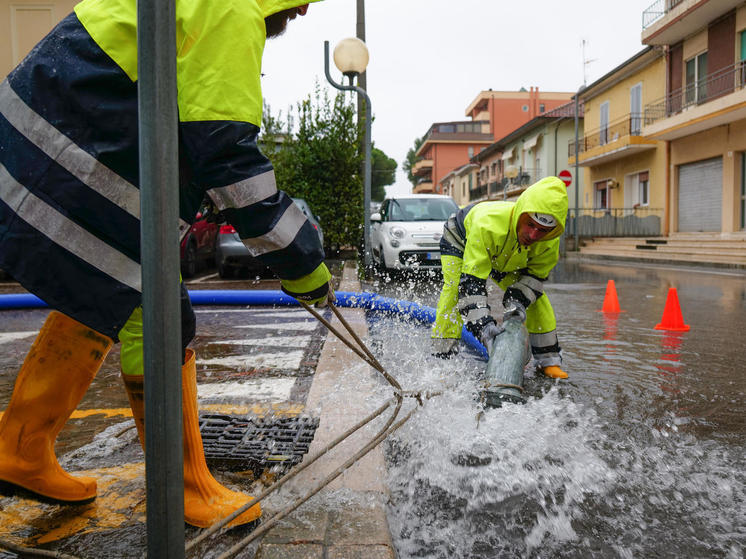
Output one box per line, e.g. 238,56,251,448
571,47,668,234
642,0,746,235
1,1,77,79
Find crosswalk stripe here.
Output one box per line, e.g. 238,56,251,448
237,321,317,331
0,331,36,345
194,308,307,314
198,378,296,401
212,335,312,347
198,350,305,370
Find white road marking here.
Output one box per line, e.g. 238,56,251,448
187,272,219,283
214,336,312,347
237,321,318,331
199,350,305,370
250,312,315,319
239,307,308,314
194,308,307,314
198,378,296,402
0,332,36,345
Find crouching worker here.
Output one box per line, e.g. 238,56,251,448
0,0,326,529
431,176,569,379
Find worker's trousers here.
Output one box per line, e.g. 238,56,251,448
431,254,561,367
118,283,197,376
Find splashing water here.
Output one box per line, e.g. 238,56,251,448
368,308,745,559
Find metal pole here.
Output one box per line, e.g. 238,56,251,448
324,41,373,270
573,87,582,252
137,0,185,557
355,0,367,103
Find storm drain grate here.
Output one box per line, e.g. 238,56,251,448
200,414,319,472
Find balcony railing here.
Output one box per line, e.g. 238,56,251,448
566,207,663,237
568,114,643,157
644,61,746,125
469,183,488,201
642,0,684,30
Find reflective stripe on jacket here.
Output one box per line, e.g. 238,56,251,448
0,0,322,340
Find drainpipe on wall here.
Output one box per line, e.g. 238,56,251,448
553,118,567,176
665,139,671,236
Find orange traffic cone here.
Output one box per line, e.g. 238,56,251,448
655,287,690,332
599,279,624,313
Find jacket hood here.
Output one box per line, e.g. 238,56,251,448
259,0,321,18
512,176,568,241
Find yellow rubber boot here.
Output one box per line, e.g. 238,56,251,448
122,349,261,528
0,311,112,502
542,365,569,379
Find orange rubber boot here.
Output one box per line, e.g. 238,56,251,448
542,365,569,379
122,349,261,528
0,311,112,502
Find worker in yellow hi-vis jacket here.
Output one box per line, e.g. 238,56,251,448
0,0,328,528
431,176,570,380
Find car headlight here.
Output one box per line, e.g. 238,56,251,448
388,226,406,240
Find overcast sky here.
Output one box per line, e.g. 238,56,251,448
261,0,657,197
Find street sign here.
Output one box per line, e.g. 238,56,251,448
558,170,572,187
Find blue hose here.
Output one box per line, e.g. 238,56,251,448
0,290,487,359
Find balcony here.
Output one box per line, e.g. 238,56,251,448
413,182,434,194
569,113,657,166
641,0,742,46
421,121,493,145
643,61,746,140
412,158,433,176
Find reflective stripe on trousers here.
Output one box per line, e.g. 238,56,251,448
432,254,561,363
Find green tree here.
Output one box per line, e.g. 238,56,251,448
265,84,364,250
402,134,426,188
371,146,397,201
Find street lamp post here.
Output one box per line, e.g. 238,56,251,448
324,39,372,270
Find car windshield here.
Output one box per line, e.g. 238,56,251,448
388,198,458,221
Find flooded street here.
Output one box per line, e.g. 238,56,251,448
0,259,744,558
364,259,745,558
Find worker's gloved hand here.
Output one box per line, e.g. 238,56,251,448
503,300,526,323
281,263,333,306
480,322,504,350
314,280,336,308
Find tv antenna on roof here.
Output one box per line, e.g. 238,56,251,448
582,39,597,86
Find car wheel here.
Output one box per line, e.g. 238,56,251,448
183,243,197,278
218,261,233,279
379,247,391,271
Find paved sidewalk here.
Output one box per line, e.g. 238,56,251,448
254,261,396,559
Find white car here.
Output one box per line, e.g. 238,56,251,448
370,194,459,271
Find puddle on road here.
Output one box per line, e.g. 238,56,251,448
365,262,746,559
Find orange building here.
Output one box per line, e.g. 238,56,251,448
413,88,574,194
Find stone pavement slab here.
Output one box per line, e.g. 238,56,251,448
255,261,396,558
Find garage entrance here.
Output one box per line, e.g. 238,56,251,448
677,157,722,232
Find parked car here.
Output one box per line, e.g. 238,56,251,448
180,202,220,278
215,197,324,278
370,194,459,271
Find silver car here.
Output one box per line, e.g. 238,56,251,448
215,197,324,278
370,194,459,271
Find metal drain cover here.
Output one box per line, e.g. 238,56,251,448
200,414,319,472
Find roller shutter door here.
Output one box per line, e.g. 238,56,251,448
677,157,722,232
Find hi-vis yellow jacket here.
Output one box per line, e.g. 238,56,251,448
0,0,322,340
461,176,568,282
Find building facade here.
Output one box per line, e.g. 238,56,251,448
465,88,574,142
413,88,574,194
440,163,477,207
1,1,78,79
641,0,746,234
571,47,668,234
412,121,492,194
467,101,584,205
